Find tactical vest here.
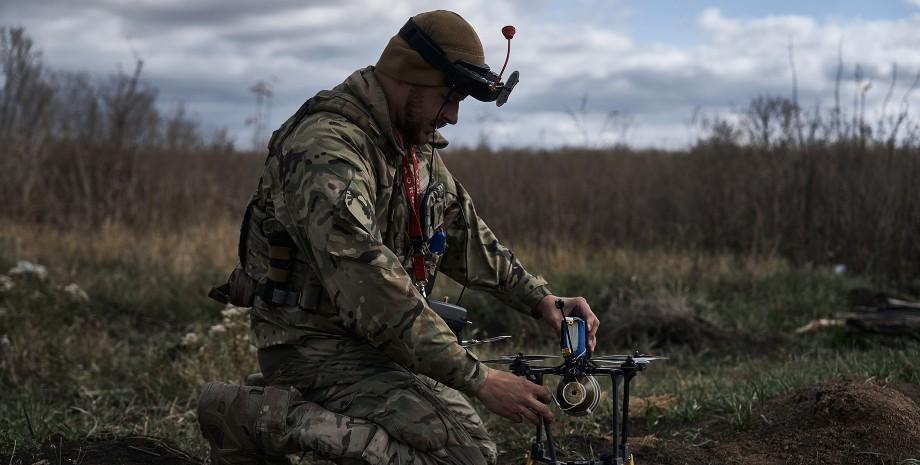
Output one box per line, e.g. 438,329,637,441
209,90,395,310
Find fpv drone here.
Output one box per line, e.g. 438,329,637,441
434,298,665,465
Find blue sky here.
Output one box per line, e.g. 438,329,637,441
3,0,920,149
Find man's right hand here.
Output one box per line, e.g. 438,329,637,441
476,369,555,426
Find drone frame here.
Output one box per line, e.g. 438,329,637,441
500,353,655,465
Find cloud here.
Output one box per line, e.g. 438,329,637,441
4,1,920,149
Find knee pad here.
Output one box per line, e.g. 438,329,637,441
197,381,299,457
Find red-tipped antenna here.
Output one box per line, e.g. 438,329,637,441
496,25,515,82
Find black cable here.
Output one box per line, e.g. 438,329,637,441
456,204,470,306
426,91,458,299
433,89,471,306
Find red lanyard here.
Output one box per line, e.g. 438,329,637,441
399,138,428,287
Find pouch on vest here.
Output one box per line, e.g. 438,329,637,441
209,266,258,307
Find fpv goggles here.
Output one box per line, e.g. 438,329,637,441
398,18,519,107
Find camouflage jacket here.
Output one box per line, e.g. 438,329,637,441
241,66,551,396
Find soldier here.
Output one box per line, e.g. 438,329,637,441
198,10,600,465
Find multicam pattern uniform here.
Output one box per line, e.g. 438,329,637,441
240,66,551,464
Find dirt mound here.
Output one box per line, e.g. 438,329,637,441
627,377,920,465
601,296,746,351
718,376,920,464
7,434,201,465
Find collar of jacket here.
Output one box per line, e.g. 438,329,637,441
307,66,449,164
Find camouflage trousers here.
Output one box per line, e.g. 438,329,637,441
259,339,498,465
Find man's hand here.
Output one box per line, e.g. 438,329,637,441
534,295,600,352
476,369,555,426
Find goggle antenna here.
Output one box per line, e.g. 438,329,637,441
496,25,516,83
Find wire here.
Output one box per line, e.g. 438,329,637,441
456,203,470,306
427,88,471,305
425,92,451,296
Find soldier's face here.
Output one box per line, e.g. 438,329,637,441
403,86,465,144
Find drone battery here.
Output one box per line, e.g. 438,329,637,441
561,317,587,359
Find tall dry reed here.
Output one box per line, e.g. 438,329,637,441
2,26,919,287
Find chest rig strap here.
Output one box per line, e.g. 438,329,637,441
255,231,300,306
403,143,428,296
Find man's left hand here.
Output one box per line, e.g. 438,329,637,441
534,295,600,352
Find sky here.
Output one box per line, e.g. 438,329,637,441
3,0,920,149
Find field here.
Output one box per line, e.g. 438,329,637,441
3,26,920,465
2,221,919,464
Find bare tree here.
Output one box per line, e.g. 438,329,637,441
246,79,274,150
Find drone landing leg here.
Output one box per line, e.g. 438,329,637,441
621,373,632,455
611,373,620,464
538,373,558,462
529,372,558,464
544,418,557,462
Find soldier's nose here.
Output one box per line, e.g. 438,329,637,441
441,101,460,126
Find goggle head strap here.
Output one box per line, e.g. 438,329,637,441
398,18,518,107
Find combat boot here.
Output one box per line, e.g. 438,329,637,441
197,381,294,465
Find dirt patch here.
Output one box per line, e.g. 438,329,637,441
6,434,201,465
629,435,715,465
600,296,754,351
717,376,920,464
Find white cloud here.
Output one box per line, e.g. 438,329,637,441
4,1,920,149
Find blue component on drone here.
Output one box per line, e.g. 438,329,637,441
561,316,587,359
429,229,447,254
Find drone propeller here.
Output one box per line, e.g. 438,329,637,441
461,335,512,347
482,354,561,364
591,354,668,362
592,356,668,365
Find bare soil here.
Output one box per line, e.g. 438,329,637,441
719,376,920,464
633,376,920,465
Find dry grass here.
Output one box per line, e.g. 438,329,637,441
0,221,238,280
4,27,920,286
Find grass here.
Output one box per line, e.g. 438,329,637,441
1,220,918,461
